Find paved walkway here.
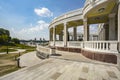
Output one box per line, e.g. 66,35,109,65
0,58,120,80
20,51,42,67
52,50,117,66
0,49,26,54
0,50,120,80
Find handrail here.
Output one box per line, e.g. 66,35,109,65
37,46,50,54
49,41,119,53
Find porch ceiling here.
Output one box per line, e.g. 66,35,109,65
67,20,83,28
55,24,64,34
86,0,116,24
88,15,108,24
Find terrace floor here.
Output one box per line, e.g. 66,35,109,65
0,57,120,80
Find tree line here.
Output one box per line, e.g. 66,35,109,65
0,28,20,45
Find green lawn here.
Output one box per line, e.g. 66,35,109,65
0,48,17,52
0,43,36,52
0,43,36,76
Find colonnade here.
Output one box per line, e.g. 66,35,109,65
50,18,90,47
49,2,120,47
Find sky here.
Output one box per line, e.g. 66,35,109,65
0,0,98,40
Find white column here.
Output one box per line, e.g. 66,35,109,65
49,29,51,41
53,27,56,46
73,27,77,41
59,33,62,41
64,22,68,47
50,28,53,41
109,13,116,40
83,18,89,41
118,3,120,41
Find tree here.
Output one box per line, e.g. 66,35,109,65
12,38,20,44
0,28,10,44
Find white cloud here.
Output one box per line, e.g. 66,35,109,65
10,20,49,40
20,20,49,33
34,7,53,17
90,24,98,34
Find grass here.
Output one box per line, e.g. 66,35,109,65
0,43,36,77
0,48,17,52
0,53,20,76
0,65,19,76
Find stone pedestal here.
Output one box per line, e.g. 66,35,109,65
50,47,56,54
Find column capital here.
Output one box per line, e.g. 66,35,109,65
63,22,67,25
109,13,116,18
83,18,87,22
53,25,56,28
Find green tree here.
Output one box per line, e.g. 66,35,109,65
12,38,20,44
0,28,10,44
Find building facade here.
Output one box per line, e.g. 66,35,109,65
38,0,120,67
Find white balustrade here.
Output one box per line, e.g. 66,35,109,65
84,41,119,53
37,46,50,54
55,41,64,47
50,41,119,53
68,41,84,48
49,41,54,46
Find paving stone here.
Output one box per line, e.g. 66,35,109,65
50,72,61,80
0,58,120,80
79,77,86,80
107,71,118,79
82,67,89,73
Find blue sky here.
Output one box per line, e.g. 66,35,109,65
0,0,97,40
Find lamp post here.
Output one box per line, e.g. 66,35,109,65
6,39,9,54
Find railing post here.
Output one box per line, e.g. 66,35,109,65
99,42,101,50
106,42,109,50
97,42,98,49
103,42,105,50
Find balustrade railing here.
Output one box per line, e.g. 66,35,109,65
84,41,119,53
49,41,119,53
68,41,84,48
37,46,50,54
55,41,64,47
49,41,54,46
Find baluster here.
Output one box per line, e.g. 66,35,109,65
94,42,95,49
91,42,93,49
106,42,109,50
91,42,94,49
99,42,101,50
103,42,105,50
96,42,98,49
93,42,94,49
